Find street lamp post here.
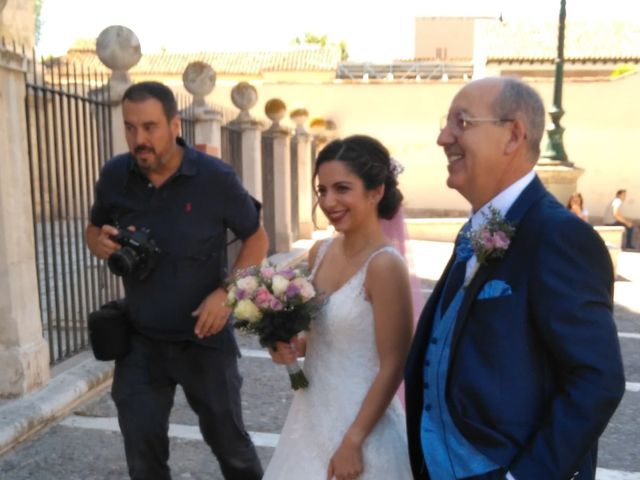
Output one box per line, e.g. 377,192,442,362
541,0,571,165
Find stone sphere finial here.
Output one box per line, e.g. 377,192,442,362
290,108,309,134
231,82,258,122
309,117,326,136
96,25,142,72
183,61,217,98
265,98,287,129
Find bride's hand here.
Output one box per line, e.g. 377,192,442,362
326,435,363,480
268,337,301,364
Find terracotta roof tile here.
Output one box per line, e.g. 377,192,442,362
62,40,341,76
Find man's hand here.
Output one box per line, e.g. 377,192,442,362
86,224,121,260
192,288,231,338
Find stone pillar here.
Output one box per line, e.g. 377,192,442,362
95,25,142,156
262,99,293,253
226,82,262,200
0,45,50,397
290,108,313,239
183,61,223,156
534,163,584,206
310,117,331,229
0,0,36,51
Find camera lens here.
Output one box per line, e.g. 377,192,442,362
107,247,138,277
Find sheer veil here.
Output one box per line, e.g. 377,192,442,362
380,207,424,407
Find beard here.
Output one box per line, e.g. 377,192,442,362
133,145,161,171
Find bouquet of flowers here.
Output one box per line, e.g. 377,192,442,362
226,261,319,390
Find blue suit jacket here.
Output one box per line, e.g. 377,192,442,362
405,177,626,480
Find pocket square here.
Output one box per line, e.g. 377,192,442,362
477,279,512,300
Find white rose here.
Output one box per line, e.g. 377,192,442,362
271,275,290,298
292,277,316,301
236,276,259,296
226,286,237,305
234,299,262,322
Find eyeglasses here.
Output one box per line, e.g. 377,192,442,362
440,112,514,135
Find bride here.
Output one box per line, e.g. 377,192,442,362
263,135,413,480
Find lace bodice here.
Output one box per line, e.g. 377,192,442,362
305,239,400,407
263,237,412,479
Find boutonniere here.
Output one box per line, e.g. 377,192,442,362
464,206,515,285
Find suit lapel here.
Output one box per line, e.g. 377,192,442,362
450,175,548,347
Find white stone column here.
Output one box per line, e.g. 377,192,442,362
272,131,293,251
290,109,313,238
183,61,223,155
263,99,293,252
0,46,50,397
310,118,331,230
96,25,142,156
228,82,262,200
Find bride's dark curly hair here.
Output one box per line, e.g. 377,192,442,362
313,135,403,220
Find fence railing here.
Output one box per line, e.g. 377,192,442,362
176,92,196,146
24,52,121,364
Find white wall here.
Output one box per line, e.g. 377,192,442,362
207,74,640,221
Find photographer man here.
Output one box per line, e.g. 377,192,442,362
86,81,267,480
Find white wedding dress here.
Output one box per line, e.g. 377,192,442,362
263,239,412,479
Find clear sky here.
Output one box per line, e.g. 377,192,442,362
38,0,640,61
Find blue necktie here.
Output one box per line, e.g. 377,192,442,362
440,222,472,312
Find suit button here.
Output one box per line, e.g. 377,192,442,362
425,404,432,411
431,337,438,344
425,359,431,367
424,382,430,389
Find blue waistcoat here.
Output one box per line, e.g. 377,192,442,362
420,286,499,479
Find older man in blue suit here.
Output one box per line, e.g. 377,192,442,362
405,77,625,480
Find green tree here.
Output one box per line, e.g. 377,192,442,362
293,33,348,61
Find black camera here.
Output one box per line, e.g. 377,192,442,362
108,227,161,280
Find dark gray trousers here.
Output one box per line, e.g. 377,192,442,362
112,333,263,480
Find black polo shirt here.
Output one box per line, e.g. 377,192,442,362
90,138,260,345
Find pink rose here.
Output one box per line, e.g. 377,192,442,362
269,297,284,311
254,287,284,311
480,229,495,249
254,287,274,309
492,230,510,250
291,277,316,301
260,266,276,279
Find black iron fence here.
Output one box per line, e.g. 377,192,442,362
176,93,196,146
24,51,120,364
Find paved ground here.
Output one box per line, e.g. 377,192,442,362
0,242,638,480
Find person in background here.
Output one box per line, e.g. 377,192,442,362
603,189,636,250
567,192,589,221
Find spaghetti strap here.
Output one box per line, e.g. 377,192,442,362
363,245,403,273
309,237,335,280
